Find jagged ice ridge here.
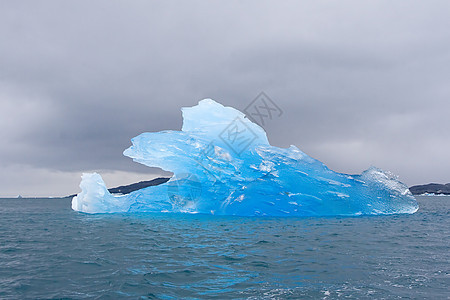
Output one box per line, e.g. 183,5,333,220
72,99,418,216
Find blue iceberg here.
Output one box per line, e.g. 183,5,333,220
72,99,418,216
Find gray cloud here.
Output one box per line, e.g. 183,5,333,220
1,0,450,196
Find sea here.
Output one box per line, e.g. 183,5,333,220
0,196,448,299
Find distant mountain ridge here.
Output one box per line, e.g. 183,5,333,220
108,177,170,194
409,183,450,195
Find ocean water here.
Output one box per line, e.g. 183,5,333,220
0,196,448,299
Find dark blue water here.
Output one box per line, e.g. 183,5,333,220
0,196,448,299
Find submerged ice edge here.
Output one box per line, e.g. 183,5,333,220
72,99,418,216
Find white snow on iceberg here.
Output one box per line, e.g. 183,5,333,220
72,99,418,216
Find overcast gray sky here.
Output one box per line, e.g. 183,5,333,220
1,0,449,197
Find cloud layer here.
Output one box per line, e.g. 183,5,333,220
1,1,449,196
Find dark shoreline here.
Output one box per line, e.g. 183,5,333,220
409,183,450,195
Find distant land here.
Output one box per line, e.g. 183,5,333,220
409,183,450,195
66,178,449,198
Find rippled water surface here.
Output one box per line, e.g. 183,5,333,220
0,196,448,299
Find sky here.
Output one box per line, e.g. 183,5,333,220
1,1,449,197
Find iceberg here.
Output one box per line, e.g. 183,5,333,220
72,99,418,216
